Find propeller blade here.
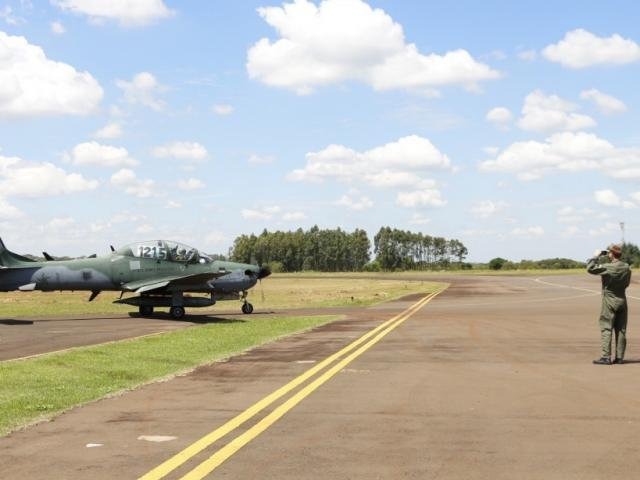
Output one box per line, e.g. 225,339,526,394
258,265,271,279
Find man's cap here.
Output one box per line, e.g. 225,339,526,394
608,244,622,256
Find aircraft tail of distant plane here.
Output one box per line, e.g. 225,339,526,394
0,237,36,268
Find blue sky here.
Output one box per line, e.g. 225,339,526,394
1,0,639,262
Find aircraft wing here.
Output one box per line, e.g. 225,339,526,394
122,272,227,294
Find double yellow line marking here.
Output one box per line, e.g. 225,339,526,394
139,287,447,480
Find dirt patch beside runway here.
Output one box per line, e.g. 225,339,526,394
1,274,639,479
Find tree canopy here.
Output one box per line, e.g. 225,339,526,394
230,226,371,272
229,226,468,272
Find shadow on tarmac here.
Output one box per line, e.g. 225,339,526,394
619,359,640,365
125,313,269,324
0,319,34,325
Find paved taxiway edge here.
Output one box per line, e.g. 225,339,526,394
139,287,447,480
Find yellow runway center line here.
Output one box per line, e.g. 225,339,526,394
180,287,446,480
139,288,446,480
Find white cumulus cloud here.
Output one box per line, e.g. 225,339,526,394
594,189,636,209
52,0,174,27
50,21,66,34
92,122,123,139
594,189,621,206
288,135,450,188
0,154,98,197
116,72,166,111
241,206,282,221
334,194,373,211
110,168,155,197
589,222,622,237
542,29,640,68
247,0,499,95
517,90,595,133
480,131,640,181
152,141,208,161
396,189,446,208
470,200,507,218
0,196,23,219
486,107,513,128
66,141,137,168
0,31,103,117
580,88,627,115
556,206,595,224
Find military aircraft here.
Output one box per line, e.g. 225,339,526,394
0,238,270,319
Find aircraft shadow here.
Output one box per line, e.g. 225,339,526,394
127,313,247,324
0,319,34,325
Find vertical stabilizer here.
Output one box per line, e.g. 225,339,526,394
0,237,7,267
0,237,36,267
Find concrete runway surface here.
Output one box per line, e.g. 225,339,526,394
1,273,639,479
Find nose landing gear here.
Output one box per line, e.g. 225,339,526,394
241,301,254,314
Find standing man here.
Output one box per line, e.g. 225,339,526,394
587,244,631,365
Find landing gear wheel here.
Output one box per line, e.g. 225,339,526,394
241,302,254,314
139,305,154,316
169,306,185,320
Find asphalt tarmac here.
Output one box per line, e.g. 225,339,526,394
1,273,639,479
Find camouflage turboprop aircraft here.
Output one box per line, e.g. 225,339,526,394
0,238,270,319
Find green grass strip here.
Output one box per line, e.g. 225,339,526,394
0,315,339,436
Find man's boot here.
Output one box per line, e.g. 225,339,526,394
593,357,612,365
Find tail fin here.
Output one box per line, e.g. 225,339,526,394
0,237,37,267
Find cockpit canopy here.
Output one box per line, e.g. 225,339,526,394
115,240,212,264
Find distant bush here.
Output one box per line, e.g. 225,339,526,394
622,243,640,268
362,261,381,272
267,261,284,273
518,258,585,269
488,257,507,270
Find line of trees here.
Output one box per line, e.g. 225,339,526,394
229,226,469,272
230,226,371,272
487,257,585,270
373,227,468,270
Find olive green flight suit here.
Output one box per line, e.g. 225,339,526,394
587,257,632,359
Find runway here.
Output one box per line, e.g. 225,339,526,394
1,273,639,479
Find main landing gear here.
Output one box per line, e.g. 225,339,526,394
169,306,185,320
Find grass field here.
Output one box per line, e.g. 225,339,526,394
0,274,444,317
0,315,339,436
